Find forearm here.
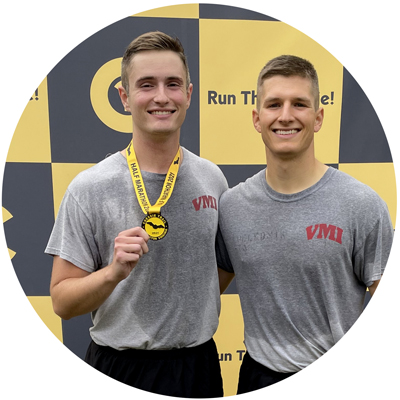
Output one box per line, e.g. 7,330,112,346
51,265,123,320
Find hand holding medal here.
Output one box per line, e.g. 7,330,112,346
126,140,180,240
111,226,149,281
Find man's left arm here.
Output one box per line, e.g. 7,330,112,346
368,279,381,296
356,197,394,294
215,225,235,294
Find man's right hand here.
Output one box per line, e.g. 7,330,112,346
110,227,150,281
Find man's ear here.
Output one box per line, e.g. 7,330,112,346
314,107,324,133
252,108,262,133
186,83,193,110
118,86,130,112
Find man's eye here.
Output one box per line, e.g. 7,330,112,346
294,103,306,107
268,103,280,108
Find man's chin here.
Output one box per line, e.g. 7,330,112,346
147,128,180,139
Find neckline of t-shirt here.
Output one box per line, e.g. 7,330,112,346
261,166,336,202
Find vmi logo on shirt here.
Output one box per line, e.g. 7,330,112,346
192,195,218,211
306,224,343,244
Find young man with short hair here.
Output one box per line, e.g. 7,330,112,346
217,55,393,394
46,31,227,397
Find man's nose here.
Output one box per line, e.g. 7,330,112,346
154,85,169,104
278,103,293,123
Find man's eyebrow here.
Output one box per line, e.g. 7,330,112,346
166,76,184,81
263,97,281,103
135,76,155,85
293,96,312,104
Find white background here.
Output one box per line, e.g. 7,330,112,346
1,1,398,399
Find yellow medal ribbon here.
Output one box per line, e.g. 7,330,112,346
126,140,180,240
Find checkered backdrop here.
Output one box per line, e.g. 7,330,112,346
2,3,396,397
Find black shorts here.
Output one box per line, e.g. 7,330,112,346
237,352,297,394
85,338,223,398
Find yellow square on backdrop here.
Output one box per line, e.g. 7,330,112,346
28,296,63,342
199,19,343,165
6,78,51,163
339,163,397,227
51,163,95,219
133,4,199,19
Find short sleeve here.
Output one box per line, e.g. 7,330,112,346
45,189,101,272
353,201,394,287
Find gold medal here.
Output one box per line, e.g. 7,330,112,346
142,213,168,241
126,141,180,241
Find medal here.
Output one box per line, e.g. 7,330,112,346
126,140,180,241
142,213,168,241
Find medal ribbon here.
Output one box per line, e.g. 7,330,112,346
126,140,180,215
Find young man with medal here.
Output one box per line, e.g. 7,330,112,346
46,31,228,397
216,55,394,394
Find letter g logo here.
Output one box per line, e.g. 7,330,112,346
90,58,132,133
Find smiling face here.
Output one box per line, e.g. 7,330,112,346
253,75,324,161
119,50,193,140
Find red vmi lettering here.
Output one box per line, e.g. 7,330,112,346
306,224,343,244
192,195,217,211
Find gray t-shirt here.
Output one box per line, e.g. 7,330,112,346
217,167,393,372
46,148,228,350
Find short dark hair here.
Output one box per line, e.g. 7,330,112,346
256,55,320,110
121,31,190,93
